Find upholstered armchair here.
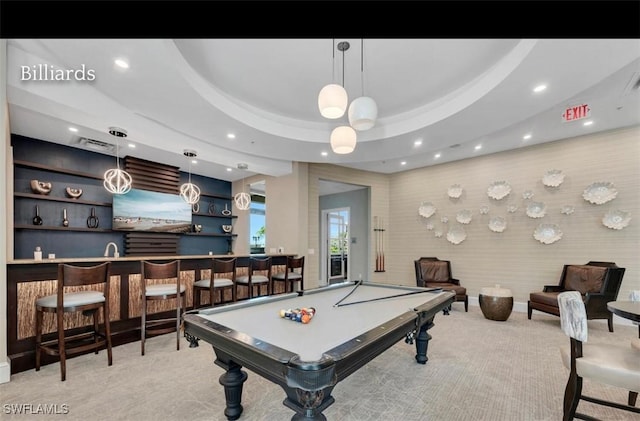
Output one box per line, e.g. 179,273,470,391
414,257,468,312
528,261,625,332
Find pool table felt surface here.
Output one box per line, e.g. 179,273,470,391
194,282,449,361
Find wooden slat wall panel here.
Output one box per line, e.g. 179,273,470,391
125,233,179,256
124,156,180,194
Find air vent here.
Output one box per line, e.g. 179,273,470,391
77,137,116,152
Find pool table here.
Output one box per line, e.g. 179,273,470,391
183,281,455,420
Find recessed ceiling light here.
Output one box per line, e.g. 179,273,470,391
475,144,482,150
434,153,441,159
68,127,78,132
523,134,532,140
128,143,136,148
226,168,232,172
583,120,593,126
533,84,547,93
414,139,422,146
191,159,198,165
321,151,328,157
227,133,236,139
400,161,407,166
114,58,129,69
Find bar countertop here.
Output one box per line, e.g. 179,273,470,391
8,253,294,265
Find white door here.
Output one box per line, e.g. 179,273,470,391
321,208,350,284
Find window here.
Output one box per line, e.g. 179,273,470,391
250,194,265,254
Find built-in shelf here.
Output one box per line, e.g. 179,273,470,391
15,224,113,232
183,233,237,237
192,213,237,219
200,192,233,200
14,160,103,180
14,192,112,207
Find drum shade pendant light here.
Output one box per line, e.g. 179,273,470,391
180,149,201,205
348,39,377,131
103,127,132,194
234,163,251,211
318,40,348,119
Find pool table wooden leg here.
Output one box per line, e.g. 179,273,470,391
414,315,435,364
283,386,335,421
216,357,248,421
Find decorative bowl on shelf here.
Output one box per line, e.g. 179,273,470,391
487,181,511,200
533,223,563,244
447,184,463,199
542,169,565,187
418,201,436,218
221,224,233,233
583,182,617,205
30,179,52,195
65,186,83,199
526,202,547,218
602,210,631,230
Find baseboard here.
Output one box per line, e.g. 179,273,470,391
468,296,635,327
0,361,11,384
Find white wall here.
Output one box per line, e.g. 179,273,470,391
1,39,11,383
386,126,640,307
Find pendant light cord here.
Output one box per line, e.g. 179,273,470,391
332,38,335,83
360,39,364,96
341,44,345,88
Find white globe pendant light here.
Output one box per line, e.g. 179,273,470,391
330,126,357,154
318,84,348,119
348,96,378,131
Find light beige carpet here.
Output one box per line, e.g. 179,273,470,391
1,306,637,421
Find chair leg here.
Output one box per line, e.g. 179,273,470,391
607,315,614,333
527,303,533,320
629,392,638,407
193,287,199,309
464,296,469,312
35,308,43,372
563,371,582,421
176,295,182,351
92,309,100,354
104,305,113,367
57,309,66,381
141,296,146,356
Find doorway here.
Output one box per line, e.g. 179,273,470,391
321,207,350,285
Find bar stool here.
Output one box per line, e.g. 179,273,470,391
272,256,305,293
35,262,112,381
193,258,237,308
140,260,185,355
235,257,272,299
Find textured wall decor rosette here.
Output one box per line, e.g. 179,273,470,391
417,169,628,247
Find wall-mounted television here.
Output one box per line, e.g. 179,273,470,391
112,188,192,233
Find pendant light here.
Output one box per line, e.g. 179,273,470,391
179,149,201,205
234,163,251,211
330,126,357,154
103,127,132,194
318,39,348,119
348,39,377,131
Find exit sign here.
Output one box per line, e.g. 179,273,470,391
562,104,591,122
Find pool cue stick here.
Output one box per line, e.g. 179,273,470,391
374,216,379,271
380,217,385,271
333,279,364,307
335,287,443,308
